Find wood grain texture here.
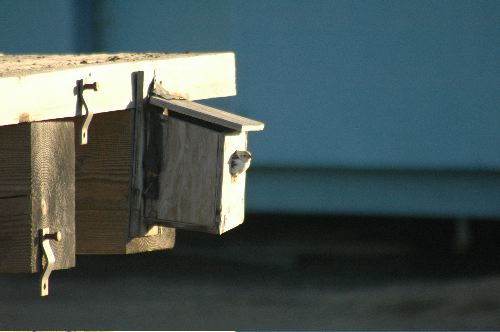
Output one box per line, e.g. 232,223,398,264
126,226,175,254
0,123,31,198
75,111,132,254
146,116,248,234
31,121,75,271
0,196,32,272
0,124,32,272
0,53,236,127
0,121,75,273
75,110,174,254
149,97,265,132
75,210,129,254
129,71,158,238
150,116,221,232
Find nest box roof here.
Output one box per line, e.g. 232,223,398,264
149,96,264,132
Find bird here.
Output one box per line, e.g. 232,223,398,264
229,150,252,182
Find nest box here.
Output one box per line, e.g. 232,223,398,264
0,53,264,295
144,96,264,234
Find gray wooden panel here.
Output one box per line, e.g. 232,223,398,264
154,116,221,231
31,121,75,271
129,71,147,238
75,111,132,254
0,124,33,272
75,110,175,254
0,123,31,197
0,121,75,272
149,96,264,132
0,196,32,272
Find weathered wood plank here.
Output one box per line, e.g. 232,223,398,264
31,121,75,271
145,114,249,234
75,110,174,254
128,71,156,238
76,210,129,254
0,52,236,127
0,123,32,272
150,116,221,232
0,124,31,197
0,196,32,273
75,111,132,254
0,53,201,77
0,121,75,273
126,227,175,254
149,96,265,132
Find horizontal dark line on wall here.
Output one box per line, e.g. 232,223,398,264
251,164,500,176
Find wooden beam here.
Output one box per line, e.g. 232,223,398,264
0,120,75,273
75,111,175,254
0,52,236,127
150,96,265,132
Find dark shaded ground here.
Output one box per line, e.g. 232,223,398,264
1,215,500,329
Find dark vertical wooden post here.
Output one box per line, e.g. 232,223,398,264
74,110,175,255
129,70,146,238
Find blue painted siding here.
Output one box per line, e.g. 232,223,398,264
1,0,499,216
247,168,500,218
95,0,500,171
0,0,77,53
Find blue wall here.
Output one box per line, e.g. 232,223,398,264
2,0,500,217
0,0,76,53
94,0,500,171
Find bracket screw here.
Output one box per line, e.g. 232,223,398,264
44,231,62,242
83,82,99,91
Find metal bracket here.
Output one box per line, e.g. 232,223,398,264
77,79,98,145
39,228,61,296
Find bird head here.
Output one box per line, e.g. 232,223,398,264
236,150,252,162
